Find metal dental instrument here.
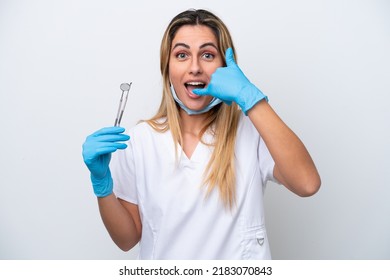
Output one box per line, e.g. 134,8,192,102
114,82,132,126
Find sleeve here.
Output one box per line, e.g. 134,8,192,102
258,135,279,186
110,136,138,205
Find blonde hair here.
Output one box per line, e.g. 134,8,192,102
146,9,241,209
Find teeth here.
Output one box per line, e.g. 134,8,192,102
186,82,205,86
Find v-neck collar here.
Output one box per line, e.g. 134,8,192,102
179,140,201,162
159,126,214,165
178,133,214,164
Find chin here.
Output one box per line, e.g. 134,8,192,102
186,100,210,111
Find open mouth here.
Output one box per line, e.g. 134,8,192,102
185,81,206,93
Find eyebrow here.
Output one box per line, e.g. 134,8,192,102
172,42,219,51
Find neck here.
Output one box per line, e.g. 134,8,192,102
179,108,209,137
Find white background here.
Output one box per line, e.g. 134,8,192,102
0,0,389,259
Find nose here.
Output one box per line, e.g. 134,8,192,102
189,57,202,75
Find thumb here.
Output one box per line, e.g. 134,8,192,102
225,47,236,67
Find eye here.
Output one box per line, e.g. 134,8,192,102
202,52,215,60
176,52,188,60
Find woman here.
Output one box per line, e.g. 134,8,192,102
82,9,321,259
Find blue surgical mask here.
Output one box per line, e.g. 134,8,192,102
170,84,222,115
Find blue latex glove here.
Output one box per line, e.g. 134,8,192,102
82,126,130,197
193,48,268,115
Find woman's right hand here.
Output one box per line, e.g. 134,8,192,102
82,126,130,197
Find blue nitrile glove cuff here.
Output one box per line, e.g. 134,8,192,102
239,83,268,115
90,169,113,198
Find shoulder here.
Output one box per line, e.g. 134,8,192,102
129,121,152,134
127,118,168,144
234,111,264,156
237,111,259,137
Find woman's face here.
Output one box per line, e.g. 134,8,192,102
169,24,223,113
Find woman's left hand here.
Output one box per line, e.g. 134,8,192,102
193,48,267,115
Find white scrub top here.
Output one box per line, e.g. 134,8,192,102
111,113,277,259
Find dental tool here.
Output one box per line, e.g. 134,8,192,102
114,82,132,126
